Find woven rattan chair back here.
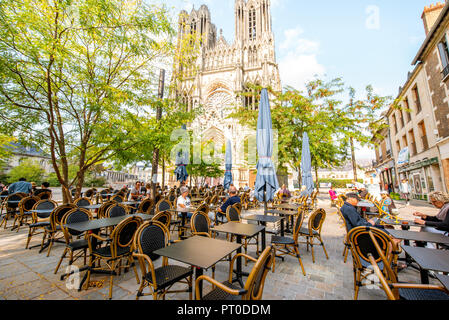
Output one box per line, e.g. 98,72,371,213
138,199,154,214
347,226,392,270
292,207,306,242
61,208,93,239
7,193,26,209
111,194,124,203
134,220,169,261
196,203,209,215
84,189,96,199
210,195,218,205
155,199,172,214
233,202,242,213
36,190,52,200
243,246,274,300
33,199,58,219
190,211,211,237
19,196,39,214
110,216,143,258
106,203,128,218
308,208,326,234
74,197,91,208
226,205,241,222
97,201,115,218
51,204,76,231
152,211,171,229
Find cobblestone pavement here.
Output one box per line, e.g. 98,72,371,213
0,194,442,300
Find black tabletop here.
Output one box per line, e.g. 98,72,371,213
436,274,449,291
79,204,102,210
153,236,241,270
212,222,265,238
379,218,423,228
168,207,197,213
29,209,54,214
275,204,300,210
65,213,152,233
401,246,449,273
122,201,141,206
386,229,449,245
266,209,297,216
243,215,284,223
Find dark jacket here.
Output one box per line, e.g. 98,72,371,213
340,202,372,231
424,203,449,232
220,196,241,214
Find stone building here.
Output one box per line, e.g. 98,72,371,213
371,2,449,200
171,0,286,188
411,1,449,194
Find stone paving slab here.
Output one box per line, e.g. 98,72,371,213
0,194,443,300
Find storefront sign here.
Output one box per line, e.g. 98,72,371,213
397,147,410,165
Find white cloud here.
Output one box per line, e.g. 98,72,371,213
278,26,326,92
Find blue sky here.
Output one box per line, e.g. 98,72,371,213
154,0,437,159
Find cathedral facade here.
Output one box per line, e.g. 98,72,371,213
172,0,284,188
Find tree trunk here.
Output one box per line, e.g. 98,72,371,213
350,137,358,182
315,166,319,192
162,157,165,189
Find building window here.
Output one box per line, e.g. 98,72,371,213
398,111,404,128
402,135,408,150
396,140,401,152
418,120,429,151
404,97,411,122
409,129,417,156
438,35,449,78
391,114,398,135
412,85,422,114
249,7,256,40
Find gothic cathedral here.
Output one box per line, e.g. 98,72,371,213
173,0,282,187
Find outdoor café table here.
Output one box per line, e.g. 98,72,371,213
243,214,285,237
63,213,152,290
435,274,449,291
386,229,449,246
167,207,198,240
401,245,449,284
275,203,300,211
78,204,102,210
153,236,241,299
211,222,265,287
266,209,297,234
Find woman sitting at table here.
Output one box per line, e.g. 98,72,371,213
278,184,291,199
414,191,449,248
380,191,396,215
177,186,193,219
130,181,143,201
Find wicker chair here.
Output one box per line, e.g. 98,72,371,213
110,194,124,203
155,199,172,214
335,207,351,263
347,226,401,300
44,204,77,256
195,246,274,300
133,221,193,300
367,243,449,300
73,197,91,208
105,203,129,218
0,192,27,229
35,190,52,200
137,198,154,215
54,208,93,274
25,199,58,250
297,208,329,263
152,211,171,230
97,201,116,219
12,196,39,232
271,207,306,276
85,216,143,299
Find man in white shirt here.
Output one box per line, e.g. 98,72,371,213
400,179,411,206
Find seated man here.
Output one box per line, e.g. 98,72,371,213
340,193,381,231
213,186,240,224
33,182,52,197
8,177,32,195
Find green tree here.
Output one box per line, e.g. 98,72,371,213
187,139,224,187
7,159,44,184
0,0,176,202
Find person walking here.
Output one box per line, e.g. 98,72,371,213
400,179,411,206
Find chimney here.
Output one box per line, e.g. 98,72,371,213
422,2,446,36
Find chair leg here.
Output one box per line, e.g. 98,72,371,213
26,227,34,249
47,233,54,257
55,247,68,274
130,256,140,285
320,237,329,260
108,261,116,300
294,246,306,276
